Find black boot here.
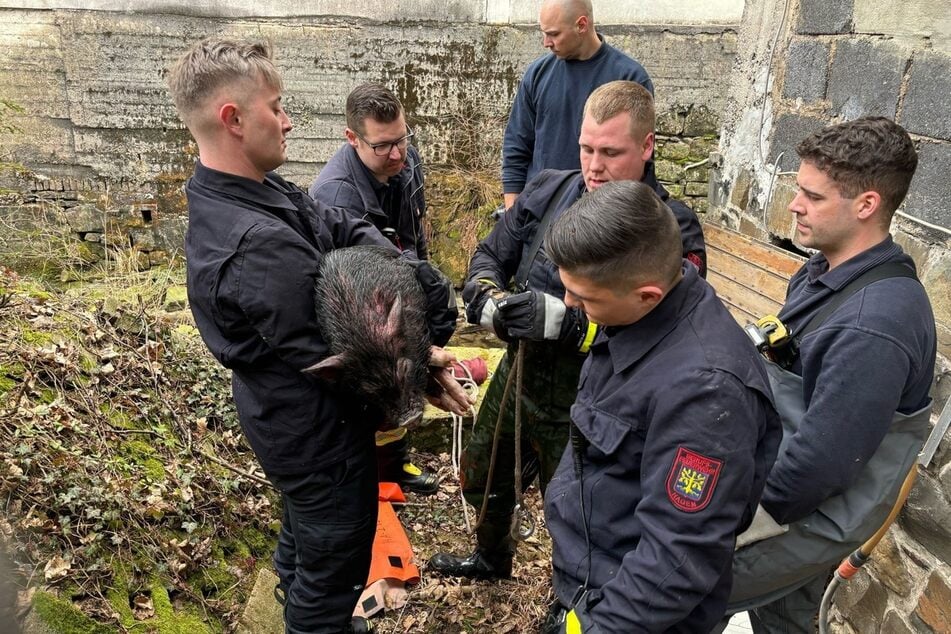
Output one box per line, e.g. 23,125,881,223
397,462,440,496
348,616,374,633
428,548,513,580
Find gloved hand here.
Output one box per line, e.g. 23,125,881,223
404,256,458,347
496,291,598,352
462,277,510,341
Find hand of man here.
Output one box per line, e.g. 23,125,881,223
496,290,570,341
425,346,475,416
462,278,510,341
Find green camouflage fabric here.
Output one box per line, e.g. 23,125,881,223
461,342,585,557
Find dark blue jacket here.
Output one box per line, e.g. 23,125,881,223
502,37,653,194
185,162,453,476
545,264,782,633
467,168,706,298
309,143,428,260
761,236,936,523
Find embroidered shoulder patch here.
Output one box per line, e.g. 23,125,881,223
666,446,723,512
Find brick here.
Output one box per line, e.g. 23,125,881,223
827,39,904,119
836,569,887,633
901,472,951,564
915,568,951,633
654,159,682,183
782,40,829,101
866,531,914,597
796,0,854,34
903,142,951,228
765,179,797,239
730,168,754,210
685,181,707,197
657,140,691,162
768,113,827,172
683,105,718,136
881,610,916,634
901,51,951,141
921,251,951,337
656,109,686,136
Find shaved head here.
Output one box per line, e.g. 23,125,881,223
541,0,593,22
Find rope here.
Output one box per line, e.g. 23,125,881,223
449,362,480,533
475,343,522,532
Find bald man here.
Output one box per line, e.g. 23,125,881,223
501,0,653,209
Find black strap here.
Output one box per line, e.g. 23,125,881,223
514,174,578,289
796,262,918,340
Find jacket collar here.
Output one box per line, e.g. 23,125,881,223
805,236,903,291
191,161,299,212
342,144,388,218
598,263,704,375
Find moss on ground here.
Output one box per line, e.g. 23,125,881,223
32,591,114,634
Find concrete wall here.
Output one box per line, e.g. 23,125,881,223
0,1,745,25
0,3,738,268
710,2,951,631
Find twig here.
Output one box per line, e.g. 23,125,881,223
196,450,272,489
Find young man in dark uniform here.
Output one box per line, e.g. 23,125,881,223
724,117,937,633
167,39,467,633
429,81,706,580
310,83,437,494
542,180,781,633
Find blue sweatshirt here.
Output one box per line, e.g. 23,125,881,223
501,37,652,195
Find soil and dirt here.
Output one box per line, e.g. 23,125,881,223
0,260,554,633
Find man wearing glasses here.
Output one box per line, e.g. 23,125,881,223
310,83,438,495
311,83,426,259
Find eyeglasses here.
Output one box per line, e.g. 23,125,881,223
355,127,414,156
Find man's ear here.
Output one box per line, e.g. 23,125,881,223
638,284,664,309
345,128,359,148
855,190,882,221
576,15,589,34
641,132,655,161
303,354,347,382
219,102,243,136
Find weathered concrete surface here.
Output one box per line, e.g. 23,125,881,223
236,568,282,634
781,39,828,101
854,0,951,54
1,1,746,25
0,9,737,189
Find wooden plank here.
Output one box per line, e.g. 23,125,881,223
704,223,805,278
707,247,790,305
708,270,784,322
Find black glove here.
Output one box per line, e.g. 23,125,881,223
462,277,510,341
497,291,597,351
404,257,457,347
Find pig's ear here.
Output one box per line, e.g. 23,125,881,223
303,354,347,381
385,294,403,337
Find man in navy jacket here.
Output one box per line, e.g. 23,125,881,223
310,83,437,494
725,117,936,633
429,81,707,582
168,39,467,633
542,181,780,633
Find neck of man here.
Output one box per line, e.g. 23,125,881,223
823,228,890,270
199,144,266,183
575,30,603,61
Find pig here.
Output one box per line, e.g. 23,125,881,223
305,246,432,427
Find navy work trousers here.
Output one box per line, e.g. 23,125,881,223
269,443,377,634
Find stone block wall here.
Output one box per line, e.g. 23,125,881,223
710,1,951,630
0,4,737,273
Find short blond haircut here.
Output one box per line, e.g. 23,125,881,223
167,38,282,132
583,80,654,142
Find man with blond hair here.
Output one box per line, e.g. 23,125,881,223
429,80,705,581
502,0,652,209
167,38,466,634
